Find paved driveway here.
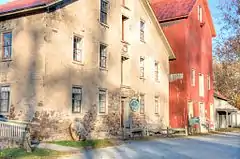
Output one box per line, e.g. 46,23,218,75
61,133,240,159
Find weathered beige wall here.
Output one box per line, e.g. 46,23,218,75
0,0,170,140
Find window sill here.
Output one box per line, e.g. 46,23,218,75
1,59,12,62
99,67,108,71
72,61,84,66
98,113,108,116
100,22,109,28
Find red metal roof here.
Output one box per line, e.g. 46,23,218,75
0,0,55,14
151,0,197,22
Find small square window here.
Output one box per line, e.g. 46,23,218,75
2,32,12,60
72,87,82,113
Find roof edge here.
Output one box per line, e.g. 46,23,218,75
143,0,176,60
0,0,62,18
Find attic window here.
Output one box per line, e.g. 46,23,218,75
198,5,203,23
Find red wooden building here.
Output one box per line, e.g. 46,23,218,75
151,0,216,132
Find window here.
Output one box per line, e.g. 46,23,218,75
140,20,145,42
198,5,203,23
155,96,159,114
0,86,10,113
155,61,160,82
99,89,107,114
140,94,145,114
72,87,82,113
199,102,205,119
2,32,12,60
140,57,144,78
191,69,196,86
199,73,204,97
100,44,107,68
73,36,83,62
122,15,128,41
207,74,211,90
100,0,108,24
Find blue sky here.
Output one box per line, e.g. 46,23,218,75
0,0,222,38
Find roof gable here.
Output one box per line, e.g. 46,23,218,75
151,0,216,37
151,0,196,22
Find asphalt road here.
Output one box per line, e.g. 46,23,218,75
61,132,240,159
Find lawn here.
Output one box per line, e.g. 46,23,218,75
50,139,117,149
0,148,70,159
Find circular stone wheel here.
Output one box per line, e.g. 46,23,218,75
69,123,80,141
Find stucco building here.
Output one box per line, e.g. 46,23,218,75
151,0,216,132
0,0,174,140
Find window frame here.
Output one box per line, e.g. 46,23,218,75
98,88,107,114
198,5,203,23
191,69,196,86
99,43,108,69
140,57,145,79
72,86,82,113
154,96,159,114
140,20,145,42
100,0,108,24
2,32,12,60
154,61,160,82
0,85,10,113
199,73,204,97
139,94,145,114
207,74,211,90
73,35,83,63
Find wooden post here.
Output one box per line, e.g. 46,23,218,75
185,126,188,136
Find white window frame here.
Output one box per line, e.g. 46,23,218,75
72,86,82,113
139,94,145,114
154,96,159,114
140,20,145,42
154,61,160,82
140,57,145,79
207,74,211,90
73,35,83,63
100,0,109,24
99,43,108,69
198,5,203,23
0,85,10,113
199,73,204,97
98,88,108,115
191,69,196,86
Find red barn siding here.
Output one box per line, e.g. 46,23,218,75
159,0,214,128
